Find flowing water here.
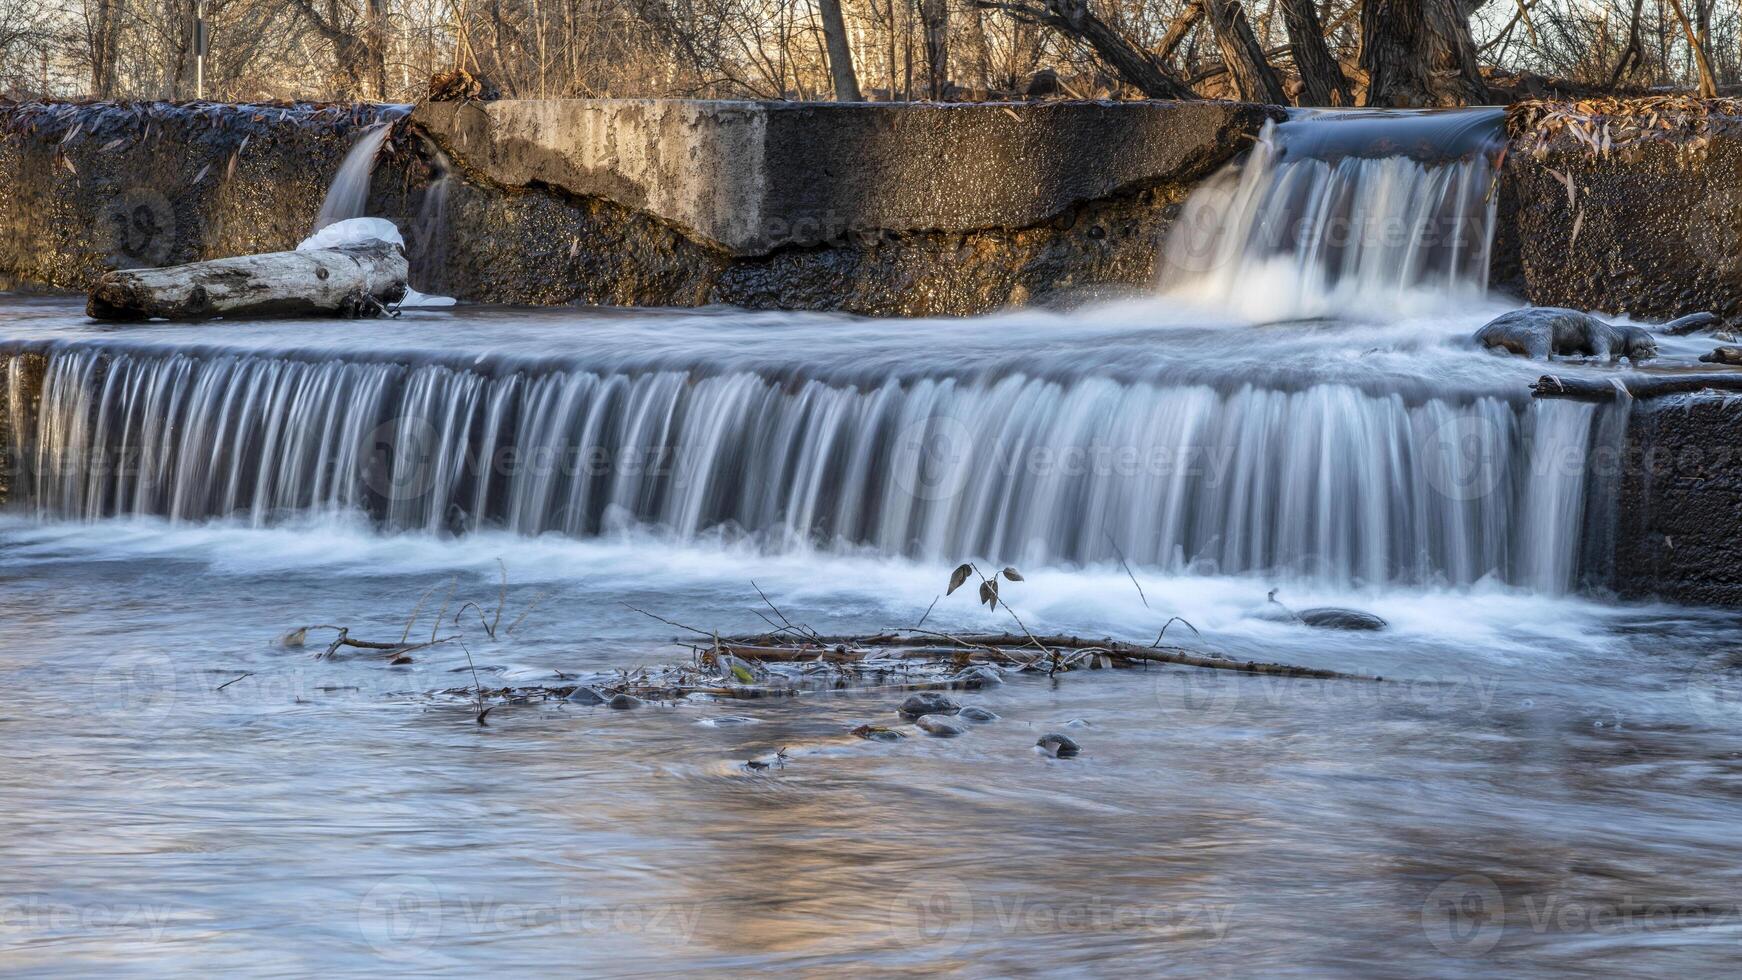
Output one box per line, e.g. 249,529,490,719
4,111,1742,976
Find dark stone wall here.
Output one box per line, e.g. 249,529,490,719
0,102,404,291
1614,394,1742,606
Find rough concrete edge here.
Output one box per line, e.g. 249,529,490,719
410,99,1282,259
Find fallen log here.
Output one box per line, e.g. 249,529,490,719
1529,372,1742,401
87,240,408,321
714,630,1384,681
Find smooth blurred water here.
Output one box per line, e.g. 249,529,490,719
2,292,1741,976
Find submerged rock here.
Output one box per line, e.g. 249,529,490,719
607,693,644,710
851,724,906,742
916,714,967,737
959,706,1000,723
899,692,960,718
955,666,1003,689
1700,346,1742,365
1297,608,1388,631
1036,733,1081,758
564,686,608,705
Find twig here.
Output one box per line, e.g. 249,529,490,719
216,672,252,691
621,601,713,637
459,639,491,725
916,594,940,628
1103,529,1149,608
1153,617,1201,645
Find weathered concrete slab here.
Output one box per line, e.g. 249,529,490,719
1496,100,1742,326
413,99,1278,257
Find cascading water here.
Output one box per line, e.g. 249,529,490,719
312,122,394,231
7,337,1598,593
1161,108,1505,319
0,107,1612,596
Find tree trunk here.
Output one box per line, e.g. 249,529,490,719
921,0,950,98
1279,0,1353,105
1360,0,1491,107
818,0,864,100
1665,0,1719,97
1158,0,1204,62
88,243,409,321
1204,0,1288,103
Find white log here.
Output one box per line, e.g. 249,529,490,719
87,241,409,321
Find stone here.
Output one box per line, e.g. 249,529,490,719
564,686,608,704
899,692,961,718
851,724,906,742
607,693,644,710
1297,608,1388,631
916,714,967,737
1699,346,1742,365
1037,733,1081,758
954,666,1003,689
959,706,1000,723
1473,308,1658,361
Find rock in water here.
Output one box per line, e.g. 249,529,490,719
1036,733,1080,758
607,693,644,710
851,725,906,742
916,714,967,737
1297,607,1388,631
955,666,1003,689
1700,346,1742,365
959,706,1000,723
564,686,608,705
899,692,960,718
1473,307,1660,361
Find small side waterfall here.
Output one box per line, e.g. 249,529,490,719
1161,109,1504,318
313,122,394,231
6,345,1601,592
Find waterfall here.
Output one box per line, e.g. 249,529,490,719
6,345,1600,591
1161,109,1504,319
313,122,394,232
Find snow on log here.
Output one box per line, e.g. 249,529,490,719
87,237,408,321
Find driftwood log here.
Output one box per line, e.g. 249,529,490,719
87,241,408,321
1530,372,1742,401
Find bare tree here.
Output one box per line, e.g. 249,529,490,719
977,0,1196,98
1204,0,1285,102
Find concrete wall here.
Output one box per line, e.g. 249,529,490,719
414,99,1276,256
1497,102,1742,325
0,98,1274,315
